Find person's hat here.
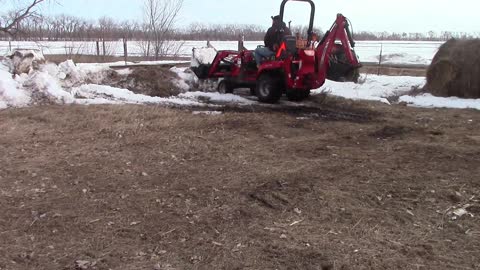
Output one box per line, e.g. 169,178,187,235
271,15,281,21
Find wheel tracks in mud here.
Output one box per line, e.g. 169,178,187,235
188,102,374,123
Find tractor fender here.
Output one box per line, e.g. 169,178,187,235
257,68,287,92
257,67,286,88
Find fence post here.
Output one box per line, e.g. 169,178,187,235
96,41,100,56
238,35,245,51
123,37,128,65
377,43,383,75
8,37,12,52
102,39,106,57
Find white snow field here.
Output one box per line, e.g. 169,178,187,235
1,50,479,111
0,40,442,66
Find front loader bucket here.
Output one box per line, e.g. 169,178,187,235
190,64,212,80
190,47,217,79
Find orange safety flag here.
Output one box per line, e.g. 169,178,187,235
276,42,287,58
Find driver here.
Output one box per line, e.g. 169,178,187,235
254,15,292,68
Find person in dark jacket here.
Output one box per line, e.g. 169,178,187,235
254,15,291,68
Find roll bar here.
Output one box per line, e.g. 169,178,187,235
279,0,316,43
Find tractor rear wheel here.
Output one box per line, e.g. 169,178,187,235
218,80,234,94
286,89,311,102
256,74,283,103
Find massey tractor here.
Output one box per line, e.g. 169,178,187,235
191,0,361,103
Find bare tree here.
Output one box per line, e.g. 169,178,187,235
142,0,183,59
0,0,48,36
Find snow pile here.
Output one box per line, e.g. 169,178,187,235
0,69,30,109
170,67,196,91
0,57,207,109
314,75,426,104
9,50,45,74
23,71,75,104
191,47,217,67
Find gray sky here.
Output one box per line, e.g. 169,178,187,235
21,0,480,33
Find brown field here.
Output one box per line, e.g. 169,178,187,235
0,97,479,270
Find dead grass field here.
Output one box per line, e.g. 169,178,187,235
0,98,479,270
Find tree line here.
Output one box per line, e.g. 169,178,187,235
1,13,479,42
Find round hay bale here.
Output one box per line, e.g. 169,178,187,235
425,39,480,99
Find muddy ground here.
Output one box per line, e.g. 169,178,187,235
0,96,479,270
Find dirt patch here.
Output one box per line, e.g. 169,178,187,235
103,66,182,97
425,38,480,98
361,65,426,77
369,125,414,139
0,101,479,269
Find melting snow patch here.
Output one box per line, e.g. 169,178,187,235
72,84,204,107
180,91,255,104
399,94,480,110
192,111,223,115
115,68,132,76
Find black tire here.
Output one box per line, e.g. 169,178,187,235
218,80,234,94
286,89,311,102
255,73,283,103
249,86,256,96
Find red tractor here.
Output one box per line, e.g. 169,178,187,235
191,0,361,103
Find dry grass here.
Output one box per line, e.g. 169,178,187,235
0,103,479,270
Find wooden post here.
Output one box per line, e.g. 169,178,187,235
123,37,128,65
238,35,245,51
147,40,150,58
96,41,100,56
377,43,383,75
102,39,106,57
8,38,12,52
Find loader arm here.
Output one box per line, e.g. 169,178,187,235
316,14,360,81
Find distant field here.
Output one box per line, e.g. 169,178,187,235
0,40,443,65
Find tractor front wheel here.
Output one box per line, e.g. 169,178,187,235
218,80,234,94
286,89,311,102
256,74,283,103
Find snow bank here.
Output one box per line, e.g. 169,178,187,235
0,58,205,109
313,75,426,104
311,74,480,110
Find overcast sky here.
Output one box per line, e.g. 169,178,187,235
21,0,480,33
